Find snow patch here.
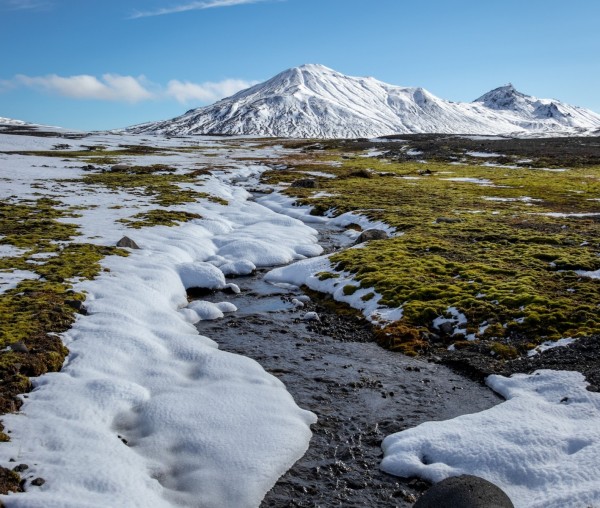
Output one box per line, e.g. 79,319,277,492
528,337,577,357
381,370,600,508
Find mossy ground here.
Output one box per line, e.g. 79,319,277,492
0,140,233,490
264,147,600,358
118,209,203,229
0,199,127,449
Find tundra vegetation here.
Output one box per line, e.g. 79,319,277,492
0,143,227,492
262,142,600,358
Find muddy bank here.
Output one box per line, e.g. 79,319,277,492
195,272,500,507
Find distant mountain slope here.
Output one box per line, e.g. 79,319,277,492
128,64,600,138
0,116,28,126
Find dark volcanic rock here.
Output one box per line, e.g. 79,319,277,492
116,236,140,249
435,217,462,224
354,229,389,244
414,475,514,508
9,342,29,354
291,178,317,188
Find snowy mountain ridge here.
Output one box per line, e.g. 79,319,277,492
127,64,600,138
0,116,28,126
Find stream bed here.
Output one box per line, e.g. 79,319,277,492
194,221,501,507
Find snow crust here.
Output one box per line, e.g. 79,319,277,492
576,268,600,279
265,252,403,325
0,132,319,507
0,269,38,295
528,337,576,357
127,64,600,138
381,370,600,508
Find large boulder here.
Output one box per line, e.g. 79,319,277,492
414,475,514,508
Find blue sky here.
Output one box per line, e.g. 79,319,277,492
1,0,599,130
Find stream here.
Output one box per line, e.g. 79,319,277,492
194,193,501,507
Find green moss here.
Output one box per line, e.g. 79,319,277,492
35,244,128,282
343,284,360,296
264,152,600,354
77,164,228,207
0,196,131,415
0,199,78,249
490,342,519,359
119,209,203,229
317,271,339,281
361,292,376,302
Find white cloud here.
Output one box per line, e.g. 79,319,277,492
13,74,155,103
130,0,274,19
2,73,258,105
166,78,258,103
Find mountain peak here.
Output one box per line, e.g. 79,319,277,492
127,65,600,138
295,63,334,72
475,83,528,109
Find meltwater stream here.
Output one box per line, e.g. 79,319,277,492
194,222,501,507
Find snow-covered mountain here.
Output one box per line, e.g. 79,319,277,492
0,116,28,126
128,64,600,138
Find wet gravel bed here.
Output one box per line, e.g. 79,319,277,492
195,275,500,507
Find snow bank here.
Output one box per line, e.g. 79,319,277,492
381,370,600,508
0,133,320,507
265,254,403,324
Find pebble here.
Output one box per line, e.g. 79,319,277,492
302,311,321,322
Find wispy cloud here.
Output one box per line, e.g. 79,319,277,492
2,73,256,104
166,78,258,103
13,74,156,103
130,0,273,19
3,0,52,11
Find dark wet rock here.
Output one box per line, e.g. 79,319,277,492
30,478,45,487
414,475,514,508
65,299,86,313
110,164,131,172
354,229,389,244
116,236,140,249
11,464,28,473
291,178,317,188
435,217,462,224
349,168,373,178
9,342,29,354
438,322,455,336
